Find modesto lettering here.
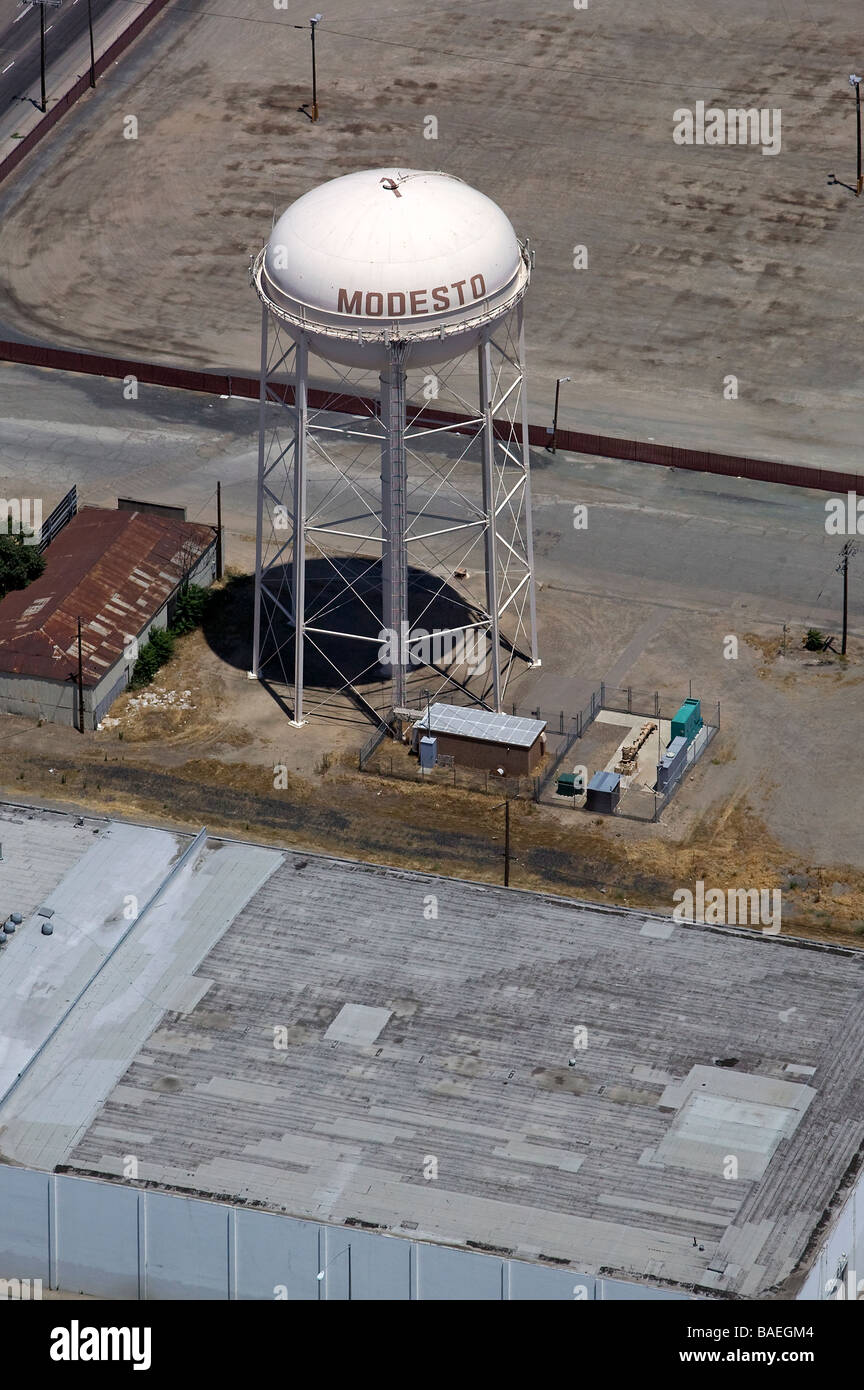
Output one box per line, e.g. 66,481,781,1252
337,274,487,317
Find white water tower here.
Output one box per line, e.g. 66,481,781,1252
250,167,538,725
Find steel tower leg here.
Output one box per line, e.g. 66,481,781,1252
479,334,503,712
517,305,540,666
380,343,409,710
292,333,309,725
251,305,269,679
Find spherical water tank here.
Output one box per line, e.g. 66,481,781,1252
253,168,530,369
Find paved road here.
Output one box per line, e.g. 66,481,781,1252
0,0,118,116
0,362,858,634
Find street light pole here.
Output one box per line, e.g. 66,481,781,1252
545,375,571,454
24,0,62,114
86,0,96,89
850,74,862,195
317,1244,351,1298
310,14,322,122
39,0,47,112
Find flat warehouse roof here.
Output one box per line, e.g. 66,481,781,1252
414,702,546,748
0,814,841,1300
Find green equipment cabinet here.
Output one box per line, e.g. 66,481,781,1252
556,771,582,797
670,698,702,744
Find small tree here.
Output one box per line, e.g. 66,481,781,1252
170,583,210,635
129,628,175,688
803,628,825,651
0,534,45,601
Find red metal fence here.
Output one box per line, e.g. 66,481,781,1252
0,336,859,494
0,0,857,497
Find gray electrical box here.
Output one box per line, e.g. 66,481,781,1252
585,770,620,813
657,734,687,792
419,735,438,770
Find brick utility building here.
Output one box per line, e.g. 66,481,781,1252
412,702,546,775
0,507,216,729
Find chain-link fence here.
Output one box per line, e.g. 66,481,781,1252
357,687,605,801
600,683,721,729
356,684,719,819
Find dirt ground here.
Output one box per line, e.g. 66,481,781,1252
0,0,863,470
3,574,864,947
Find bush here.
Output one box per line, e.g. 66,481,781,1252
171,583,210,635
129,628,174,688
129,638,163,688
803,628,825,651
128,587,208,689
148,627,175,663
0,533,45,601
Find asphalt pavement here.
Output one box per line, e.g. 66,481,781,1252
0,0,123,121
0,362,858,634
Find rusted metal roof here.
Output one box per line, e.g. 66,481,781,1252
0,507,215,684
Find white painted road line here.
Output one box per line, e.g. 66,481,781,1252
1,63,14,75
14,3,33,21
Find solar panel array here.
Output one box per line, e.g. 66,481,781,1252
415,702,546,748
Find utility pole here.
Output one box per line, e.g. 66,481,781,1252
837,541,858,654
76,615,85,732
216,479,224,580
492,792,512,885
545,375,570,454
850,75,863,195
86,0,96,89
24,0,62,114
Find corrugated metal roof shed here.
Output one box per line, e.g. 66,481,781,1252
414,701,546,748
0,507,214,684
